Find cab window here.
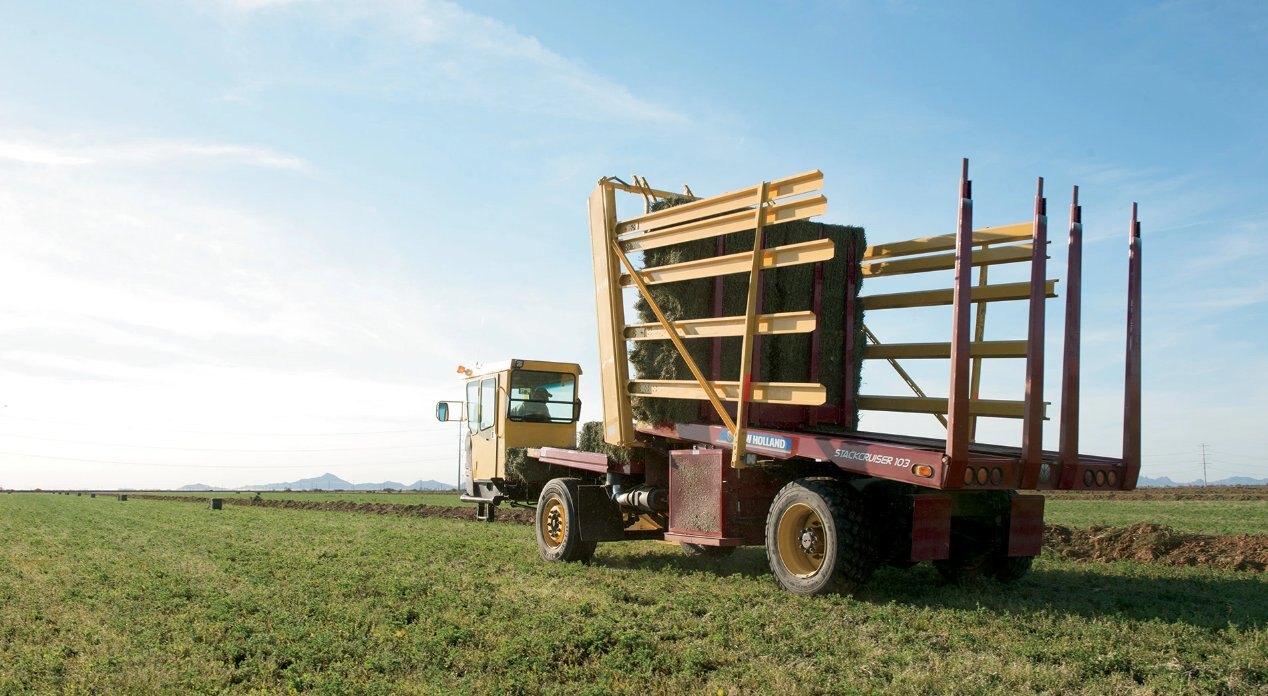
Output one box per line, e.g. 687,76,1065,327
479,378,496,431
507,370,577,424
465,381,479,433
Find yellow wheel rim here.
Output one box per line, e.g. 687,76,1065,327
542,496,567,549
776,503,827,577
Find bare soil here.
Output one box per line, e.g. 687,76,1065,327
1044,523,1268,571
1048,485,1268,501
131,494,537,524
134,494,1267,571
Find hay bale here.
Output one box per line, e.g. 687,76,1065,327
577,421,634,465
628,196,866,428
118,494,128,502
209,498,223,510
504,447,560,483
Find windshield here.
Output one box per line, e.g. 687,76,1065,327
507,370,577,424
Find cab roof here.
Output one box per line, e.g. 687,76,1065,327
460,359,582,380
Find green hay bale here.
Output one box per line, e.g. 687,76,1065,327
628,196,866,428
577,421,634,465
504,447,558,483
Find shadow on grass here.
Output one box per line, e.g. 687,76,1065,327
862,565,1268,631
597,546,1267,630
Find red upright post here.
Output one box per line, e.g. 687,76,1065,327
1019,178,1047,489
1058,186,1083,487
704,234,728,422
944,159,973,487
841,220,860,429
1121,204,1143,489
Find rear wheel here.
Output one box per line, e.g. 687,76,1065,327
680,543,735,558
935,492,1036,584
765,478,875,595
536,478,596,564
989,554,1035,583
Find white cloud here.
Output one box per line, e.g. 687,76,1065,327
0,132,474,488
0,135,310,171
210,0,687,125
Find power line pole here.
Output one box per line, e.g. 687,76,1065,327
1200,443,1208,487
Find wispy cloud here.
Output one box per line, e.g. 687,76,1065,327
0,135,310,171
210,0,687,125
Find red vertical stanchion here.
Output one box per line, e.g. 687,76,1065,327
1019,178,1047,489
841,221,860,429
1121,204,1143,489
944,159,973,487
704,234,728,423
808,225,825,426
1058,186,1083,487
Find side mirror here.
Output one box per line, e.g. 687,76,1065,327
573,399,582,421
435,401,462,422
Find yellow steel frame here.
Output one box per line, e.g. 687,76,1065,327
856,216,1058,428
589,169,1060,456
589,172,830,466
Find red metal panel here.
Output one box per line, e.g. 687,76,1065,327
643,423,946,488
1058,186,1083,487
1121,205,1143,490
668,448,725,537
534,447,643,475
1020,179,1047,489
1007,494,1045,557
910,494,952,561
944,159,974,487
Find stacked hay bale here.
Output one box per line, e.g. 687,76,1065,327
629,197,866,428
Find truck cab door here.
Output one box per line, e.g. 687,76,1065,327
468,376,501,485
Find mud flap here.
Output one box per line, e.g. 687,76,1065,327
576,485,624,542
910,494,952,562
1007,494,1045,557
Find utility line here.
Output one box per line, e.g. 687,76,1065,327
0,450,457,469
0,414,454,436
0,432,454,453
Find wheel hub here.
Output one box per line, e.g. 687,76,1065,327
799,527,822,555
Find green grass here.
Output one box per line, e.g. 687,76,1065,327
1046,499,1268,536
2,494,1265,694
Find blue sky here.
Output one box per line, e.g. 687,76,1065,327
1,0,1265,488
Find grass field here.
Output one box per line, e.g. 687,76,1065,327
1045,499,1268,536
2,494,1265,694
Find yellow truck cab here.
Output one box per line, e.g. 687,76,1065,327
437,359,582,519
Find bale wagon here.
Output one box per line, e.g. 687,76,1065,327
436,160,1143,595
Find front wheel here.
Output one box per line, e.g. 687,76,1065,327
536,478,596,564
765,478,875,596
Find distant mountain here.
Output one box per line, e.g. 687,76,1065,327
1138,475,1267,487
177,473,456,492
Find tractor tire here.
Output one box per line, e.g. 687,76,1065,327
680,543,736,558
988,554,1035,583
536,478,596,564
765,478,876,596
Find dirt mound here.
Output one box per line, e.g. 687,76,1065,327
1044,523,1268,571
131,494,536,525
1048,486,1268,501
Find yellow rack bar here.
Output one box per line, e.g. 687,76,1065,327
863,340,1028,359
619,238,835,287
862,280,1057,310
629,379,827,406
617,170,823,235
620,195,827,253
863,222,1032,260
624,311,817,340
858,395,1047,419
862,243,1038,278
